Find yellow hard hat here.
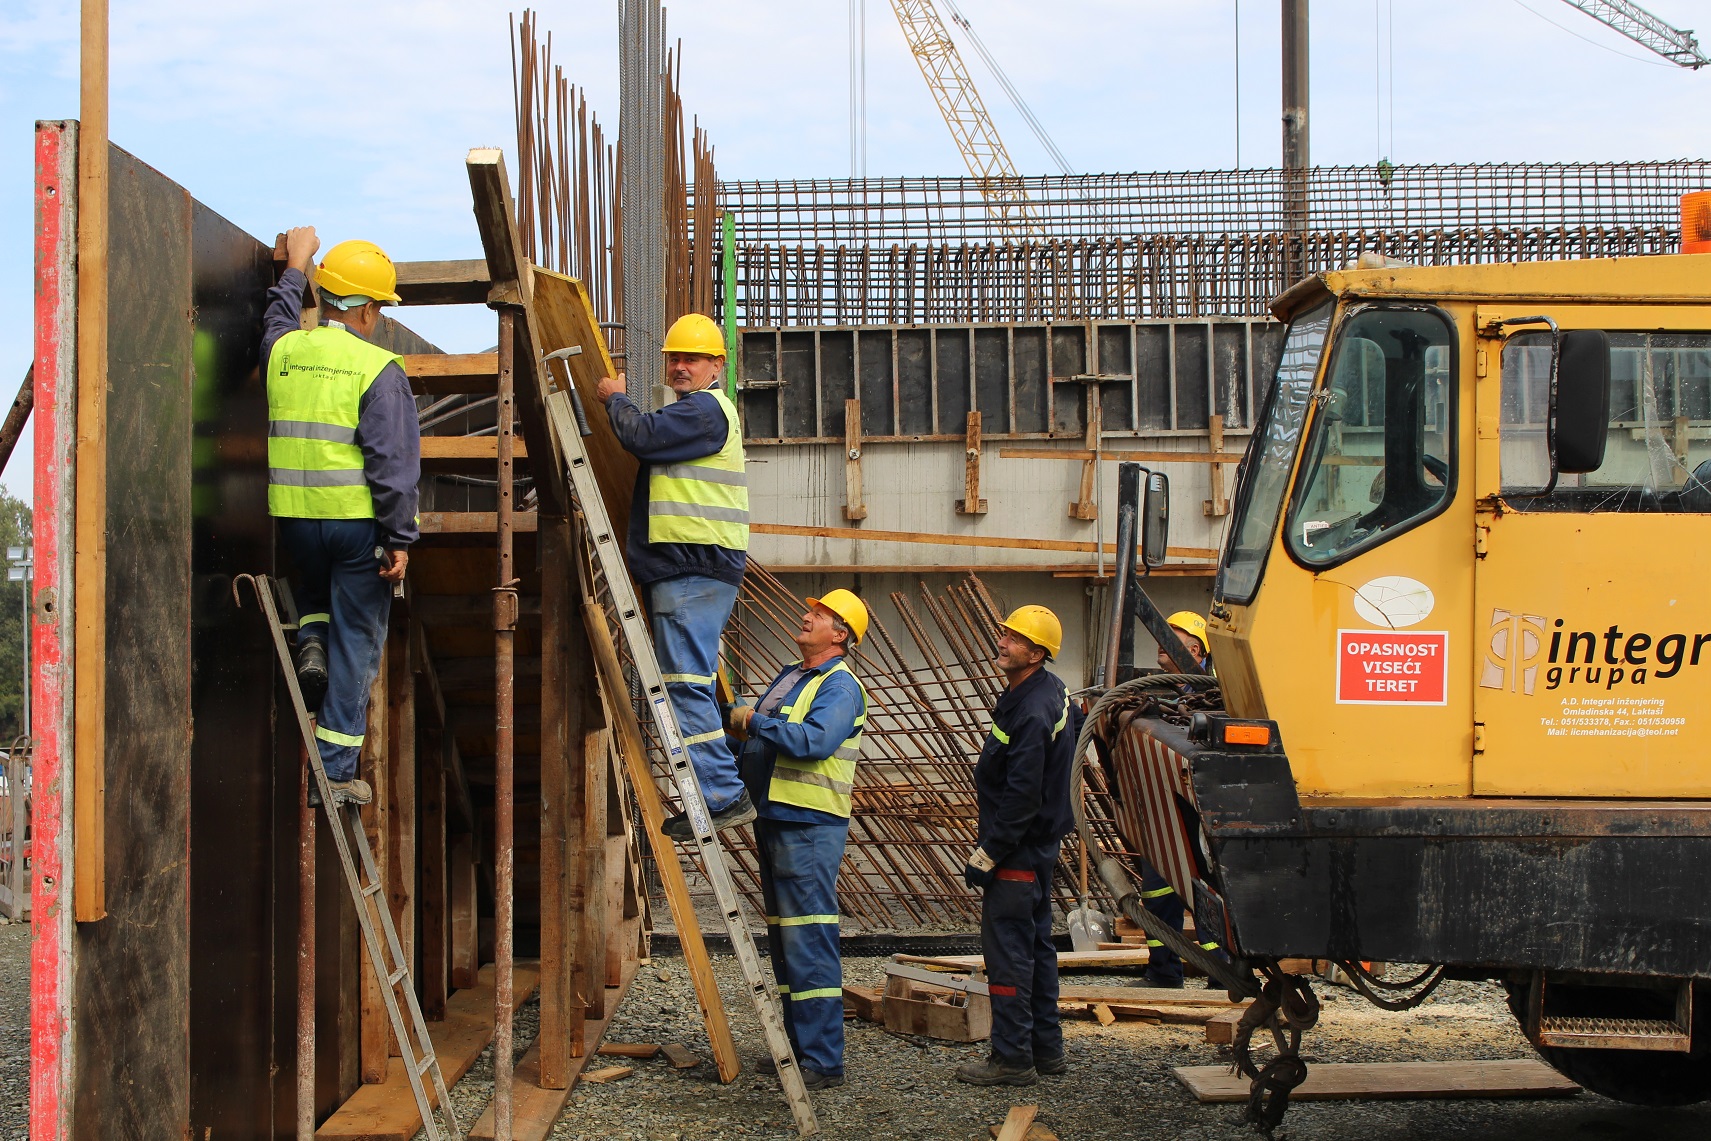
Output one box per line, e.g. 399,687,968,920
999,604,1062,660
808,588,869,646
1165,610,1211,655
313,239,401,304
662,313,726,357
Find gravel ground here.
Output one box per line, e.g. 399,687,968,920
447,952,1711,1141
0,916,28,1141
8,918,1711,1141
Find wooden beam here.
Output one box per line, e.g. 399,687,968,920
393,259,492,306
579,721,610,1021
360,659,392,1080
384,622,417,1053
402,352,498,396
758,562,1216,577
999,446,1246,464
74,0,109,922
1173,1060,1581,1104
449,835,479,991
995,1105,1039,1141
419,746,449,1021
420,436,529,462
538,518,584,1088
465,148,566,515
1068,393,1101,521
753,521,1217,561
1203,414,1230,517
419,511,540,535
582,600,741,1082
843,398,867,522
956,411,987,515
0,364,35,475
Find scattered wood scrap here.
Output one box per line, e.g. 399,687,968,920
1092,1003,1116,1026
660,1043,702,1070
1204,1008,1246,1044
596,1042,661,1059
581,1066,634,1084
988,1124,1059,1141
993,1105,1039,1141
843,984,885,1023
1174,1060,1581,1103
1057,984,1238,1008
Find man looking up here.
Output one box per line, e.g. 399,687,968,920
727,588,870,1090
262,227,419,806
958,605,1074,1087
596,314,753,836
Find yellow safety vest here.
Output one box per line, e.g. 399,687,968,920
769,658,866,819
647,386,749,550
265,325,401,519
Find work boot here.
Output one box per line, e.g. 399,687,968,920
662,790,756,841
1035,1052,1068,1076
955,1055,1037,1087
296,636,328,713
1136,970,1185,989
802,1068,844,1091
309,777,373,809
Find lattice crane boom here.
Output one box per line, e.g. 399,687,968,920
1560,0,1709,67
887,0,1037,227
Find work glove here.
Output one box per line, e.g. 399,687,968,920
963,845,996,890
725,703,756,742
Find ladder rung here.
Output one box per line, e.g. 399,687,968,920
388,966,409,987
415,1054,437,1077
361,880,385,898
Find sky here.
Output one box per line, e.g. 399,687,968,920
0,0,1706,501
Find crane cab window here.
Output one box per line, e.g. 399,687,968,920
1502,331,1711,511
1285,307,1455,567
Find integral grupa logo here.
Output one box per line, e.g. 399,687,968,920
1481,608,1547,695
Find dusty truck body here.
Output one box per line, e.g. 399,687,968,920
1094,252,1711,1123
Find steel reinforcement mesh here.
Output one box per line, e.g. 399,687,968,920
717,161,1705,325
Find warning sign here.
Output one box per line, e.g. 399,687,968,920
1336,630,1449,705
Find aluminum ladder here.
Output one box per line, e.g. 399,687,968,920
236,573,464,1141
544,389,819,1136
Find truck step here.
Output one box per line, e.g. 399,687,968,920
1538,1015,1691,1052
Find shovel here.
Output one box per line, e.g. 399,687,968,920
1067,835,1113,952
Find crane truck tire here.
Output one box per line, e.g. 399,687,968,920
1504,980,1711,1106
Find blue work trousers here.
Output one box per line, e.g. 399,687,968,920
648,574,745,812
757,817,849,1078
1140,861,1187,985
280,519,392,782
980,848,1064,1066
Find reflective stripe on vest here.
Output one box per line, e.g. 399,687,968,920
768,657,866,819
647,386,749,550
265,325,401,519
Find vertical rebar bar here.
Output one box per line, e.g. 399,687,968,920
493,309,518,1140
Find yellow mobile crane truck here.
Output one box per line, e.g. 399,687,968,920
1083,250,1711,1132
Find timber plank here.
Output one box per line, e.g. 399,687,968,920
466,957,641,1141
395,258,491,306
1172,1060,1581,1104
403,352,499,395
421,436,530,462
895,947,1152,972
995,1105,1039,1141
596,1043,661,1059
316,963,541,1139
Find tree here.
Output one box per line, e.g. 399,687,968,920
0,491,32,742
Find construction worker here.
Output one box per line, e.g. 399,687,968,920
727,588,870,1091
1140,609,1221,986
1156,609,1214,676
596,314,754,838
262,227,419,806
958,605,1074,1087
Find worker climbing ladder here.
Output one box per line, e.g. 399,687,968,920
544,389,820,1137
235,573,464,1141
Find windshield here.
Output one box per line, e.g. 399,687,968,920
1216,300,1334,604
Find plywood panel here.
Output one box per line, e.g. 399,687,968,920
72,142,194,1141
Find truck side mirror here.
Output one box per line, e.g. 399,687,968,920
1554,330,1611,475
1140,470,1171,568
